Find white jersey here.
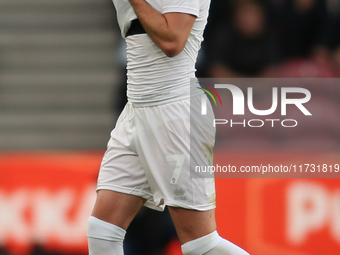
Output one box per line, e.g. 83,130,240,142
112,0,211,104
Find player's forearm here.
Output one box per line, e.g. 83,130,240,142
128,0,185,57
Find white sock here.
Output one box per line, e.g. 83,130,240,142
87,216,126,255
181,231,250,255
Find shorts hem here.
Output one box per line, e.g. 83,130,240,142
96,186,216,212
96,185,153,201
164,199,216,211
144,201,165,211
96,185,166,211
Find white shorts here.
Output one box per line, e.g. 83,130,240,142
97,95,216,211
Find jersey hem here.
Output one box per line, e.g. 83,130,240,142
130,93,191,107
129,89,203,108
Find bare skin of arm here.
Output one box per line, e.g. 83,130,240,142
128,0,196,57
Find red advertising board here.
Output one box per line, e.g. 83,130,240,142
0,151,339,255
214,151,340,255
0,152,102,255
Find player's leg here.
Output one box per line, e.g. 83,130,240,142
87,190,146,255
168,206,216,244
91,189,146,229
87,101,154,254
168,207,250,255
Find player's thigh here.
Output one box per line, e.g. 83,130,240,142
91,189,146,230
168,206,217,244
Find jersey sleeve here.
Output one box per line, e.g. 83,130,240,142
162,0,200,17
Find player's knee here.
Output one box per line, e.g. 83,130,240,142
87,216,126,243
181,231,250,255
181,231,221,255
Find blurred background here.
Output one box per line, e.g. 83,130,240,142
0,0,339,254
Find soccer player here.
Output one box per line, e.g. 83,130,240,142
87,0,250,254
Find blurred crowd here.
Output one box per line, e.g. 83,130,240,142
198,0,340,151
199,0,340,78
